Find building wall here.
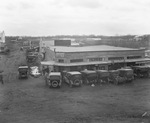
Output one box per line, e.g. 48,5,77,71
44,46,145,72
55,50,145,63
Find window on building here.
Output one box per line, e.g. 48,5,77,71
127,56,142,59
88,57,104,62
70,59,83,63
58,59,64,63
108,57,124,61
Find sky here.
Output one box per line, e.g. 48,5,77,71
0,0,150,36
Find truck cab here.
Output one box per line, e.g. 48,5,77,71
45,72,62,88
131,65,150,78
96,70,110,84
118,68,134,82
18,66,29,79
81,70,97,85
109,70,126,85
63,71,82,87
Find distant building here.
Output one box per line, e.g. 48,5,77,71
0,31,5,43
0,31,6,52
41,45,150,72
40,38,80,53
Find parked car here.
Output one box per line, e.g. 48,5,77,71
109,70,126,85
26,54,38,63
131,65,150,78
63,71,82,87
96,70,110,84
45,72,62,88
118,68,134,82
81,70,98,84
18,66,29,79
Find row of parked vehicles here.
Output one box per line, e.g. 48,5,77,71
45,65,150,88
18,47,41,79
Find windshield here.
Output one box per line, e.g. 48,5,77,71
126,71,133,75
19,68,28,72
139,68,149,71
50,76,60,80
86,73,97,78
71,74,82,80
98,72,109,77
28,56,36,58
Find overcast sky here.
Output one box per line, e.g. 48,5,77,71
0,0,150,36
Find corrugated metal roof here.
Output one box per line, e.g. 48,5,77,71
49,45,140,53
41,58,150,67
41,61,110,66
68,71,81,75
49,72,61,76
18,66,28,69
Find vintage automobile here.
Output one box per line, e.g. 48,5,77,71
26,53,38,63
118,68,134,82
131,65,150,78
63,71,82,87
96,70,110,84
109,70,126,85
45,72,62,88
18,66,29,79
81,70,98,84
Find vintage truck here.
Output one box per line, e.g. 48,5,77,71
18,66,29,79
109,70,126,85
63,71,82,87
26,52,38,63
118,68,134,82
45,72,62,88
81,70,98,85
96,70,110,84
131,65,150,78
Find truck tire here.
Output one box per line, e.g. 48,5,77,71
52,81,59,88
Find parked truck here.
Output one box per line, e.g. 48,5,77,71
81,70,98,85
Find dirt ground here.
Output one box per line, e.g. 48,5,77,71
0,41,150,123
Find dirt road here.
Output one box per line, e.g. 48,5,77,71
0,77,150,123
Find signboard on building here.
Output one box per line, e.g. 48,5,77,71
54,40,71,46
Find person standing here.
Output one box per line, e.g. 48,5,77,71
0,71,4,84
45,66,50,74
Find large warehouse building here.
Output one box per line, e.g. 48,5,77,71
41,44,150,72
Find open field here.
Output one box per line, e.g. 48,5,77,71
0,41,150,123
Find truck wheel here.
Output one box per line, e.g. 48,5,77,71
52,81,58,88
